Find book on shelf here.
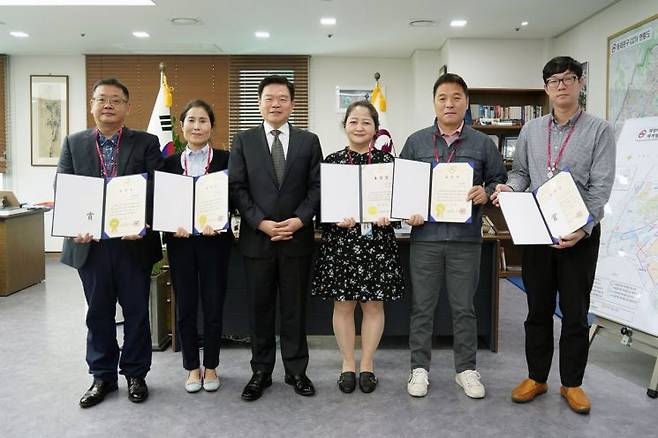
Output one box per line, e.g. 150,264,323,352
470,104,543,126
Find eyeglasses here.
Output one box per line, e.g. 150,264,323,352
91,97,127,106
545,75,579,89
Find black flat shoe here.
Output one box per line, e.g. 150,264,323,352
79,379,118,408
338,371,356,393
359,371,378,393
126,377,149,403
241,371,272,401
284,373,315,396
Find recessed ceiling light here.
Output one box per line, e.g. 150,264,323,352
409,19,437,27
10,31,29,38
0,0,154,4
132,31,150,38
450,19,467,27
521,21,529,26
255,31,270,39
320,17,336,26
170,17,200,26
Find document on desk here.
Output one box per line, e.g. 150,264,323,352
361,162,394,223
429,162,473,223
320,163,360,223
535,171,591,240
103,174,147,238
498,171,591,245
390,158,430,221
153,171,193,233
52,173,104,238
194,170,229,233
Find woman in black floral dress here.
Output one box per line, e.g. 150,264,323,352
312,101,405,394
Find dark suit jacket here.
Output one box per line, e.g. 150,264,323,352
161,148,234,245
56,127,164,270
229,124,322,257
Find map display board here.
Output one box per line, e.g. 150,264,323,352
607,14,658,138
591,117,658,336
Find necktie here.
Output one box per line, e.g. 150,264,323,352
270,129,286,186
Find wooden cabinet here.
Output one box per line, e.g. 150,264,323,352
0,209,45,296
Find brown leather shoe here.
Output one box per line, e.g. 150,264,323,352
560,386,591,414
511,378,548,403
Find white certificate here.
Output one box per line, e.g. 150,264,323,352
153,171,193,233
391,158,430,220
103,174,147,238
194,170,229,233
429,162,473,223
361,162,394,223
52,173,104,238
535,171,591,239
498,192,554,245
320,163,360,223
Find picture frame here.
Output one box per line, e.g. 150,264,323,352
335,86,371,112
503,136,518,161
31,75,68,166
579,61,588,112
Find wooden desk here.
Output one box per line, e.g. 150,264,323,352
0,209,45,296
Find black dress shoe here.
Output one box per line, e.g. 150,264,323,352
126,377,149,403
241,371,272,401
337,372,356,393
359,371,378,393
284,374,315,396
79,379,118,408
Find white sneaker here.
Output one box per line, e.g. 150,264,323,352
455,370,485,399
407,368,429,397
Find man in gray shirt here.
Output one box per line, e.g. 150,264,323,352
492,56,616,414
402,73,507,399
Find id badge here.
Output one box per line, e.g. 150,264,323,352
360,223,373,237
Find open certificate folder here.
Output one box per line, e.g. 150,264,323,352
498,171,592,245
320,162,393,223
52,173,147,239
390,158,431,221
152,170,229,234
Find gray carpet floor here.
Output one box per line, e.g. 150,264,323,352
0,256,656,438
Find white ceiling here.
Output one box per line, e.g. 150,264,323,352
0,0,619,57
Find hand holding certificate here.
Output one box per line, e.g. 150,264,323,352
52,173,147,239
498,171,591,245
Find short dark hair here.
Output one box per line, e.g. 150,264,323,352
258,75,295,100
433,73,469,98
342,100,380,131
179,99,215,127
542,56,583,83
91,78,130,101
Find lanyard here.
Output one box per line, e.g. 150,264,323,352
346,145,372,165
432,132,460,164
547,110,582,177
181,146,213,176
95,128,122,177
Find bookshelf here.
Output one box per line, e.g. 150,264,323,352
470,88,549,278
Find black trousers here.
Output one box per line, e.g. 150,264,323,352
522,225,600,387
243,251,311,376
78,240,152,382
167,235,231,370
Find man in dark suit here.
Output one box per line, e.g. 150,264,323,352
229,75,322,401
56,78,163,408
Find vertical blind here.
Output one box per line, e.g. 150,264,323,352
85,55,310,150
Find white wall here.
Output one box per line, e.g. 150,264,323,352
309,56,413,157
446,38,549,89
410,49,443,133
551,0,657,119
8,56,87,251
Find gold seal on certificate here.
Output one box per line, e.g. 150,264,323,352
429,162,473,223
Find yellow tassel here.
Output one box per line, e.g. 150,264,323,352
371,82,386,112
162,73,173,108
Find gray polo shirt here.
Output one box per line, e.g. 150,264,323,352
506,110,616,235
400,122,508,242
